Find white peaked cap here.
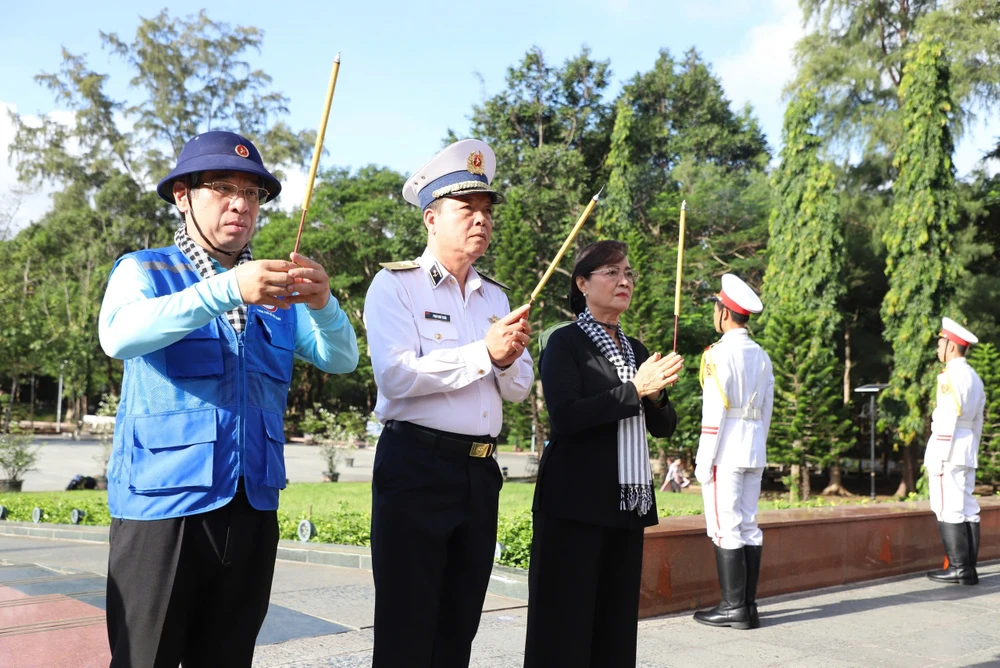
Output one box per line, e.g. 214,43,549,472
718,274,763,315
941,317,978,346
402,139,503,209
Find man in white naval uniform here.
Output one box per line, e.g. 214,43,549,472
925,317,985,586
693,274,774,630
363,139,534,667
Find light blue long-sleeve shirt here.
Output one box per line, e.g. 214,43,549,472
99,256,359,374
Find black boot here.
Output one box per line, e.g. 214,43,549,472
744,545,763,629
694,546,751,629
968,521,980,583
927,521,977,585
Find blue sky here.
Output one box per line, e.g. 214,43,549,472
2,0,997,229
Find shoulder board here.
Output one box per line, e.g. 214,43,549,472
379,261,420,271
478,271,510,291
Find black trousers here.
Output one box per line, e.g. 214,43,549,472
524,513,645,668
106,489,279,668
371,426,503,668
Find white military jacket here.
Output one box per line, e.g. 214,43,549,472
924,357,985,469
695,328,774,469
363,248,534,437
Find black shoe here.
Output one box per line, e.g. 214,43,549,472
744,545,763,629
694,546,751,630
927,521,978,585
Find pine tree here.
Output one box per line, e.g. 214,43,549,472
764,312,853,501
762,87,853,498
881,37,964,495
969,342,1000,490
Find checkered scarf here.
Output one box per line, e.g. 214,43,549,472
174,226,253,333
576,308,653,515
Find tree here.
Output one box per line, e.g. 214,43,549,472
762,86,854,496
466,46,614,446
253,166,422,425
880,37,963,496
793,0,1000,160
764,312,854,501
100,10,312,180
968,342,1000,490
4,11,311,418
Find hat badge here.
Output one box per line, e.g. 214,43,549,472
235,144,250,158
467,151,485,175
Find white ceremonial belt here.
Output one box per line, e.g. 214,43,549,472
955,419,975,430
725,407,761,421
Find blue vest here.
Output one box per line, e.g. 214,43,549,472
108,245,296,519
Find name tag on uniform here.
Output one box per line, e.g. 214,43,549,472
425,311,451,322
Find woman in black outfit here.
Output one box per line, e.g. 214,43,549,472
524,240,684,667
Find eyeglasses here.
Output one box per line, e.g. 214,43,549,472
199,181,270,204
590,267,639,283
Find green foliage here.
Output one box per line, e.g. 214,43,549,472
496,511,533,569
299,404,369,474
278,503,371,547
794,0,1000,158
0,491,111,524
760,85,853,498
881,37,963,446
762,312,854,498
763,87,845,342
253,166,422,422
969,343,1000,488
4,10,309,420
0,429,38,482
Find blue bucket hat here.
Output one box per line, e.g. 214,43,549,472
156,131,282,204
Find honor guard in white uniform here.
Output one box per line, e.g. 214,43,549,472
925,317,985,586
693,274,774,630
363,139,534,667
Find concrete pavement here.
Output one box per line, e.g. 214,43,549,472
1,530,999,667
19,438,540,491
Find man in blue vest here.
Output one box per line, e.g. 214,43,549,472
98,131,359,667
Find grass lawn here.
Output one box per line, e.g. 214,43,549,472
279,481,538,516
1,483,724,522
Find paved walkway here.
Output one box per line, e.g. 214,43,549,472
19,438,540,491
0,533,998,667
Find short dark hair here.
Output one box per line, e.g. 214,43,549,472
426,198,446,215
569,240,629,315
713,298,751,326
729,309,750,326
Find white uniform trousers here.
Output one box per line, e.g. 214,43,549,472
701,466,764,549
929,463,980,524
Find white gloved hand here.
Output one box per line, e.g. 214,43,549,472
695,463,712,484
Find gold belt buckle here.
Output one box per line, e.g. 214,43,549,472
469,442,492,458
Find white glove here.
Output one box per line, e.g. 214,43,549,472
695,463,712,484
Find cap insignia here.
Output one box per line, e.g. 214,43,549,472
467,150,485,175
235,145,250,158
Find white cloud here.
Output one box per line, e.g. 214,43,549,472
275,163,309,215
714,0,803,154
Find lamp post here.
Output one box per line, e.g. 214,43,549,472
854,383,889,500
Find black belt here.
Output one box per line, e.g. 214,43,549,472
385,420,497,458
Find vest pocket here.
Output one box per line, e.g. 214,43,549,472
167,320,224,378
248,312,295,383
263,410,287,489
130,409,216,493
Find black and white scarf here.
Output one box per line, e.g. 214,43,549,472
174,226,254,334
576,308,653,515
